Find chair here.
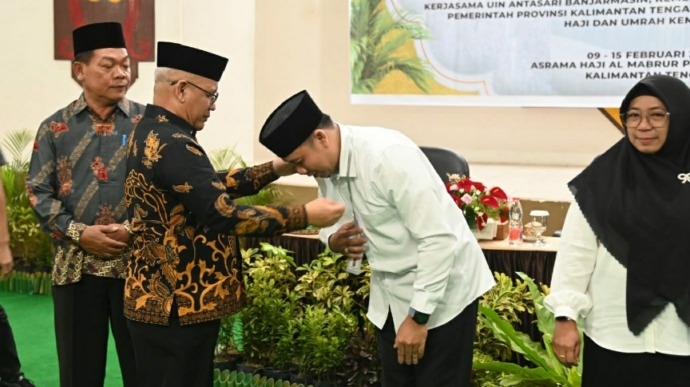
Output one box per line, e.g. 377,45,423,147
419,146,470,182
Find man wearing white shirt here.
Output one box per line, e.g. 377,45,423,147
259,90,494,386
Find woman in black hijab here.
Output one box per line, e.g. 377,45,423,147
544,74,690,386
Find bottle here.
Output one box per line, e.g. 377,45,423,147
508,198,523,245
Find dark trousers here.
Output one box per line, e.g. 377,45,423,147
52,275,137,387
127,306,221,387
0,304,22,381
375,299,478,387
582,334,690,387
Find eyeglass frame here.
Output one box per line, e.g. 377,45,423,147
620,111,670,128
169,79,219,104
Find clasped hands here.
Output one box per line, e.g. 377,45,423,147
79,224,130,258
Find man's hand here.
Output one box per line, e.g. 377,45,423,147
0,243,13,279
327,221,367,259
552,319,580,366
304,198,345,227
79,224,128,258
394,316,428,365
272,158,297,177
104,223,131,244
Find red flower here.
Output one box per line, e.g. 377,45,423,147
446,174,510,230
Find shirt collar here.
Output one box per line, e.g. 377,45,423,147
72,93,133,117
143,104,197,137
334,124,357,179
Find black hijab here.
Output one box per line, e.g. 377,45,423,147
569,75,690,335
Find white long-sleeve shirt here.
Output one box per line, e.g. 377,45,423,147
545,201,690,355
318,124,494,332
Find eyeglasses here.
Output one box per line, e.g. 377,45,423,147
169,80,219,104
620,111,670,128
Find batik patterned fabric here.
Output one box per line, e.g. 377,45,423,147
27,94,145,285
124,104,306,325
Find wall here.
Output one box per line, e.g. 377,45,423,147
252,0,624,168
0,0,256,162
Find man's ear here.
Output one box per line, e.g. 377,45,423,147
172,81,187,103
72,62,85,83
313,129,329,146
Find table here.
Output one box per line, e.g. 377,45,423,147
479,237,558,286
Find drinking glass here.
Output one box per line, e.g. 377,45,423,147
529,210,549,246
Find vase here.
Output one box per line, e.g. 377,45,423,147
471,221,497,240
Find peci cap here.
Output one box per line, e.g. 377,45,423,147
157,42,228,82
73,22,126,57
259,90,323,157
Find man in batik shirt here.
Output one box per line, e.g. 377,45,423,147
27,22,140,387
124,41,343,387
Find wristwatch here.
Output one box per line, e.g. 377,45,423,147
408,308,430,325
555,316,574,322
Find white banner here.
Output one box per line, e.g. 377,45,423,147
350,0,690,107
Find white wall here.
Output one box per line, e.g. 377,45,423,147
0,0,256,162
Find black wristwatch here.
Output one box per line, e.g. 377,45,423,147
409,308,430,325
555,316,574,322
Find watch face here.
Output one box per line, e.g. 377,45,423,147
413,312,430,324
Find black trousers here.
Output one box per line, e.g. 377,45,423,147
582,334,690,387
52,275,137,387
0,304,22,381
127,306,221,387
375,299,478,387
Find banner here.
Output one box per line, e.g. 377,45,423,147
350,0,690,107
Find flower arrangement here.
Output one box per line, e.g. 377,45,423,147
446,174,509,230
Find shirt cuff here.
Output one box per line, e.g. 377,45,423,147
66,221,87,244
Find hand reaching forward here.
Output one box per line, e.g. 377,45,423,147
304,198,345,227
79,224,128,258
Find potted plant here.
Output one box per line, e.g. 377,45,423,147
445,174,509,239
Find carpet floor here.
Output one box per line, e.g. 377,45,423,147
0,291,123,387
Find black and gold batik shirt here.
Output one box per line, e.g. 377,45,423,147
27,94,145,285
124,104,306,325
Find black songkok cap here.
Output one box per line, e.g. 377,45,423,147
157,42,228,82
259,90,323,157
73,22,126,56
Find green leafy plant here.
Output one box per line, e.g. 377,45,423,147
240,244,299,368
350,0,433,94
475,272,534,363
1,129,52,270
473,272,582,387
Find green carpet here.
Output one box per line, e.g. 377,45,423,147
0,291,123,387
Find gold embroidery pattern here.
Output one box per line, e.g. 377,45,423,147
66,222,87,243
186,144,203,156
156,115,169,123
143,131,167,169
211,180,225,191
173,182,193,193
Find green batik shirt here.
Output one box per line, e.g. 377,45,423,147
27,94,145,286
124,104,307,325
